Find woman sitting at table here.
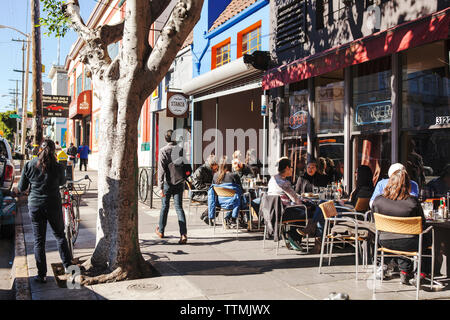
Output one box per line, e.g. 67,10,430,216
295,159,329,194
372,168,431,285
297,165,375,253
208,156,247,229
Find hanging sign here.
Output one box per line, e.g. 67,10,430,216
43,95,71,118
355,100,391,125
166,92,189,118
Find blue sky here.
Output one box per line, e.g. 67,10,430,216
0,0,97,112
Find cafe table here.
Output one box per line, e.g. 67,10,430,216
425,218,450,280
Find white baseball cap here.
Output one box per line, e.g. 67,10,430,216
388,163,405,177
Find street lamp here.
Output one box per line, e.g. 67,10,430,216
0,25,31,160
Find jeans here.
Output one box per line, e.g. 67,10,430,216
379,236,432,274
159,182,187,236
79,158,88,171
29,204,73,277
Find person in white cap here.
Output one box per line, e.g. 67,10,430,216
369,163,419,208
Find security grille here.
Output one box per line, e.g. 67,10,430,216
276,0,307,53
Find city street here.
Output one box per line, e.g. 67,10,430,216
0,237,14,300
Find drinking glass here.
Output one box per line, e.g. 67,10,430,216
313,186,319,194
422,202,433,219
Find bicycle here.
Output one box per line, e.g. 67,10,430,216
138,167,161,203
61,175,92,258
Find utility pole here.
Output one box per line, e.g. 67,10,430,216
31,0,43,153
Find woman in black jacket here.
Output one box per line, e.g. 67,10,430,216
373,169,431,285
16,139,72,283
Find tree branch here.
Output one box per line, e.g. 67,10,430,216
61,0,94,42
98,21,125,47
144,0,203,95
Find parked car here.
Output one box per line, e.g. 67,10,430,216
0,137,15,192
0,137,17,238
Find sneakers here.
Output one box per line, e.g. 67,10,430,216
400,271,414,285
33,275,47,283
410,272,428,288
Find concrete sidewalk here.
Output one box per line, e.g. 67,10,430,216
14,170,450,300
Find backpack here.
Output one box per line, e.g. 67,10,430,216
168,156,192,185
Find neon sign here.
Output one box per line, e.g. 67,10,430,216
289,110,308,129
355,100,392,125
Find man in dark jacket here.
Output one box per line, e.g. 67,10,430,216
156,130,188,244
190,155,218,225
189,154,218,202
67,142,78,165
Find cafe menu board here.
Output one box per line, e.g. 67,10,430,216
43,95,71,118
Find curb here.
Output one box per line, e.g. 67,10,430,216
12,196,31,300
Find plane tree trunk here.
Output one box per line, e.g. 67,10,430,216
61,0,203,284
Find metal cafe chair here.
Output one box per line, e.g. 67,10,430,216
372,213,435,300
260,193,309,254
184,180,207,223
211,186,249,238
318,201,371,280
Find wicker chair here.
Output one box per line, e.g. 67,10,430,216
372,212,435,300
318,200,371,280
212,186,249,238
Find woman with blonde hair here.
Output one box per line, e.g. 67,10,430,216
372,169,431,286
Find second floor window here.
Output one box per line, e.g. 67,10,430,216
215,42,231,68
242,27,261,55
76,75,83,96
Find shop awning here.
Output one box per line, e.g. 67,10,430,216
262,7,450,90
69,90,92,119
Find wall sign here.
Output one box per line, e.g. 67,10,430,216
289,110,308,130
166,92,189,118
355,100,392,125
436,116,450,125
43,95,71,118
70,90,92,119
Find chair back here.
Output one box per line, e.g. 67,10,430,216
319,200,339,219
354,197,370,212
185,180,193,191
373,213,422,235
213,186,236,197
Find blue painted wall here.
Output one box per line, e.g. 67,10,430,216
191,0,270,78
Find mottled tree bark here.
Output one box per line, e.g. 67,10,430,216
62,0,203,284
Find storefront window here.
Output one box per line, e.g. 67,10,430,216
352,56,392,184
352,56,392,132
315,70,344,134
401,41,449,130
400,41,450,194
283,81,309,181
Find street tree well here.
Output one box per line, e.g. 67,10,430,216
40,0,203,284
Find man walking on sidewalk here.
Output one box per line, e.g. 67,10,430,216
156,130,188,244
77,142,90,171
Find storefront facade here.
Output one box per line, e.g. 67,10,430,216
265,1,450,194
182,0,270,170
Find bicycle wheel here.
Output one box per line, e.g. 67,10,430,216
64,207,74,260
71,197,80,244
139,168,149,202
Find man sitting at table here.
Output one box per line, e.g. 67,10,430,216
191,155,219,225
426,163,450,197
295,159,329,194
370,163,419,209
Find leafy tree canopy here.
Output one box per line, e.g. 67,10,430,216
39,0,70,38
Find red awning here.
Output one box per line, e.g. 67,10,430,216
263,7,450,90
